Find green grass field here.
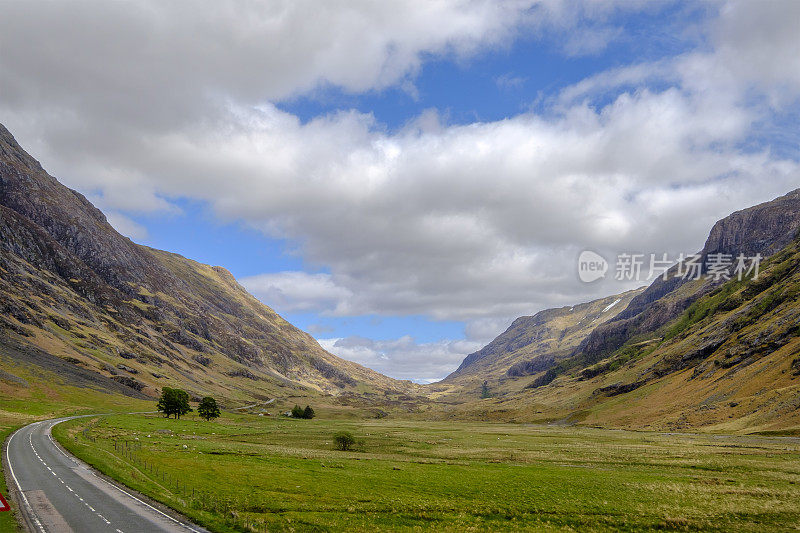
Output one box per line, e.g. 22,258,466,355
53,412,800,532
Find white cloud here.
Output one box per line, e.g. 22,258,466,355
241,272,352,314
562,25,622,57
86,90,795,326
0,1,539,118
560,0,800,111
318,336,483,382
104,211,149,241
709,0,800,103
1,1,799,380
496,73,527,91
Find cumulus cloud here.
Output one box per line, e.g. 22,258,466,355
560,0,800,110
0,0,538,126
104,211,149,241
81,91,795,325
708,0,800,103
318,336,483,382
1,1,799,379
241,272,353,314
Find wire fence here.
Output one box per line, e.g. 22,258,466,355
77,428,274,532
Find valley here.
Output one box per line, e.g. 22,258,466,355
52,411,800,532
1,119,799,532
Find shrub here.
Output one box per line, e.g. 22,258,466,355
333,431,356,451
290,404,316,419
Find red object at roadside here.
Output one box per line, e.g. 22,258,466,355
0,491,9,511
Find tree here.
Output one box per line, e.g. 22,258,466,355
157,387,192,419
302,405,315,419
333,431,355,451
291,404,304,418
198,396,220,421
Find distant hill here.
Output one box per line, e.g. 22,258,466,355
439,189,800,431
436,288,644,399
0,122,412,402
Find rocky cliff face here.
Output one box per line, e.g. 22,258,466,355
0,123,408,399
437,188,800,427
703,189,800,257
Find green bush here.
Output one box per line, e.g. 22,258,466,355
333,431,356,451
290,404,316,419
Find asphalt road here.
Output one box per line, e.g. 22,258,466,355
5,418,208,533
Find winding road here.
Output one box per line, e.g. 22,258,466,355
5,418,208,533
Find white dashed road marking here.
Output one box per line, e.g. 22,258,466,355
22,424,131,531
7,416,202,533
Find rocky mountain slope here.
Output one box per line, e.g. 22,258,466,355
0,122,412,402
577,188,800,367
435,288,644,398
441,189,800,431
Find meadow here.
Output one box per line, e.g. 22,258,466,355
53,411,800,532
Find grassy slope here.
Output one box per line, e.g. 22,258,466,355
0,426,20,532
55,412,800,532
579,235,800,431
448,236,800,431
1,119,412,402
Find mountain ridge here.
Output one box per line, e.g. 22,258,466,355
0,122,412,401
436,188,800,431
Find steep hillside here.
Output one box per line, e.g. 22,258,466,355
0,122,412,402
579,188,800,365
440,193,800,431
435,289,644,399
439,190,800,405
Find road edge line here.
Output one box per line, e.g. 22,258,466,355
48,417,206,533
4,423,47,533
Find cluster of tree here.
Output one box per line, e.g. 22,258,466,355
157,388,220,421
157,388,192,419
291,404,315,419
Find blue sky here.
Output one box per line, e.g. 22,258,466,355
2,1,799,382
280,2,703,129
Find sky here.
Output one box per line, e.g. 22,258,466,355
1,0,799,383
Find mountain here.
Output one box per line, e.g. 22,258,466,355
436,288,644,399
0,122,411,402
577,188,800,366
440,189,800,431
